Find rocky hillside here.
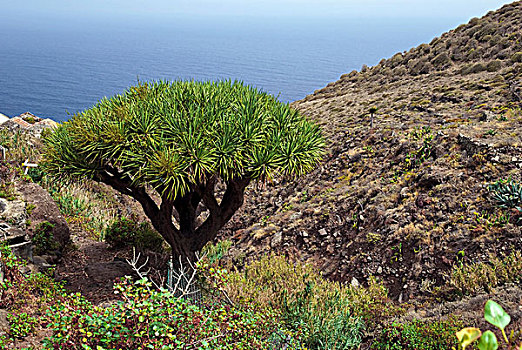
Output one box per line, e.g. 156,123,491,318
222,1,522,302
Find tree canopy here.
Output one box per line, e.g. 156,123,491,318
43,80,324,257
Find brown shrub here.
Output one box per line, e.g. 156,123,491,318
486,59,503,72
431,53,452,69
511,52,522,63
461,62,486,75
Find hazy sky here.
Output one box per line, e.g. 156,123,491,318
2,0,514,21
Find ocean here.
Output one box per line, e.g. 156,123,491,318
1,16,459,122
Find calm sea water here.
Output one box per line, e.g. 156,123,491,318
1,16,458,121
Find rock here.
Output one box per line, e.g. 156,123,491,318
457,134,489,157
289,212,302,220
32,255,52,269
377,266,383,274
41,254,59,264
479,110,495,122
250,223,279,241
84,260,134,284
0,199,27,227
351,277,360,287
17,182,70,248
318,228,328,236
271,231,283,247
0,309,8,332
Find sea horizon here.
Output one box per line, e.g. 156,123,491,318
0,14,490,121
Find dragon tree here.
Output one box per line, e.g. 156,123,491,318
43,80,324,259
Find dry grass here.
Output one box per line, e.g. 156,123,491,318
447,251,522,295
0,129,41,163
38,176,119,239
224,254,398,323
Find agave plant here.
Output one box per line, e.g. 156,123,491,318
488,178,522,212
42,80,325,258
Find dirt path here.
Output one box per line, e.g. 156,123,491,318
55,225,134,304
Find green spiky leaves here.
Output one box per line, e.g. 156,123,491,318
42,80,325,200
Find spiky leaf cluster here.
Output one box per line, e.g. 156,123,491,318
43,80,324,199
488,178,522,211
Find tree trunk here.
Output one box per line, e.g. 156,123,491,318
97,169,250,261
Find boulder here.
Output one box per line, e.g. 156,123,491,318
84,260,135,285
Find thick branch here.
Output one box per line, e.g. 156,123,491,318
96,170,134,197
198,178,219,214
96,168,187,256
193,177,250,251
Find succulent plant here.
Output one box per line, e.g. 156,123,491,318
488,178,522,212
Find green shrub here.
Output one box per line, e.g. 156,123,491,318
31,221,58,255
409,59,432,75
105,217,164,251
281,282,364,349
461,62,487,75
431,53,452,68
24,116,37,124
372,317,463,350
25,203,36,215
27,166,46,183
390,53,404,67
0,183,16,201
1,243,304,349
42,277,304,349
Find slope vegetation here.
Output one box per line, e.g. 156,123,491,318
224,1,522,303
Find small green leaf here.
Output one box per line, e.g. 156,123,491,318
477,331,498,350
456,327,482,349
484,300,511,331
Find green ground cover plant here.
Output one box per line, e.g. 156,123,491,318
42,277,303,350
36,174,117,239
0,244,305,349
489,178,522,213
457,300,520,349
0,129,40,163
